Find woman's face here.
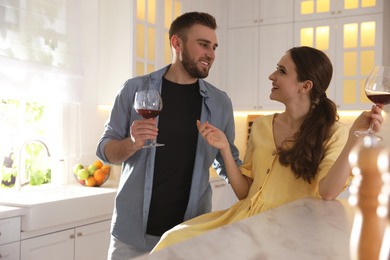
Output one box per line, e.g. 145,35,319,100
268,52,305,104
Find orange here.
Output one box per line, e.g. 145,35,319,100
94,169,106,183
101,165,111,175
95,179,104,186
93,160,104,169
85,176,96,187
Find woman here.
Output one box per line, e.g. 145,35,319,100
152,46,384,252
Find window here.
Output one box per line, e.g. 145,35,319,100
0,1,82,188
0,99,62,188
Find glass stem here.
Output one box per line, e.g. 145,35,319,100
368,122,375,134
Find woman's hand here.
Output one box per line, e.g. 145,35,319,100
350,104,384,135
197,120,229,150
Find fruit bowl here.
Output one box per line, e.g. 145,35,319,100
73,161,111,187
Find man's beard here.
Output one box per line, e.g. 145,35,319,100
181,44,211,79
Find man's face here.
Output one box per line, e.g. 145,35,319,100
179,24,218,79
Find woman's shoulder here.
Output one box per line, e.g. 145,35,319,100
332,121,349,135
252,113,276,126
327,121,349,145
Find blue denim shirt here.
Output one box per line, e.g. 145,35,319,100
96,65,242,249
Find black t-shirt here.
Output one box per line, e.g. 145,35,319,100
146,77,202,236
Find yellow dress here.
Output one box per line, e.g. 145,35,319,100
152,114,349,252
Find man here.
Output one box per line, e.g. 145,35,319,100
96,12,242,259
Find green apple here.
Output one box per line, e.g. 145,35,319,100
78,169,90,180
73,163,84,174
88,164,98,175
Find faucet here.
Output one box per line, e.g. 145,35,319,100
16,139,51,191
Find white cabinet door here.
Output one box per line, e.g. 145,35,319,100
259,0,293,25
258,23,294,111
227,27,259,111
228,0,260,28
0,217,21,260
228,0,293,28
227,23,294,111
211,178,238,212
21,229,74,260
74,220,111,260
20,220,111,260
0,217,20,245
0,241,20,260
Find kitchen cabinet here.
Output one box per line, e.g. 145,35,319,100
97,0,132,105
211,177,238,211
294,0,384,22
0,242,20,260
227,0,293,28
227,23,293,111
21,219,111,260
294,0,384,110
0,217,21,260
226,0,294,111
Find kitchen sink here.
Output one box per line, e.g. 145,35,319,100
0,184,117,231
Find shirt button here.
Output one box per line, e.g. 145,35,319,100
259,186,262,190
272,151,276,156
266,169,270,174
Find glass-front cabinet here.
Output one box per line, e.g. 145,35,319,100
294,0,383,110
294,0,383,21
134,0,182,77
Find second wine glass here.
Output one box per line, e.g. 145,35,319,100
134,90,164,148
354,66,390,141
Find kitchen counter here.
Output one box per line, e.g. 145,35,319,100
0,180,119,233
0,205,26,219
135,197,355,260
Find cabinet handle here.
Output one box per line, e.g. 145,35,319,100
215,183,226,188
259,19,263,23
70,234,75,239
77,232,83,237
0,231,2,236
254,20,258,23
0,253,2,258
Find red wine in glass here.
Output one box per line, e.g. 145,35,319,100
135,109,161,119
365,91,390,105
134,90,164,148
355,66,390,141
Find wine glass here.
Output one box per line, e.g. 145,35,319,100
355,66,390,141
134,90,164,148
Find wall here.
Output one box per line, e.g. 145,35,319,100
64,0,112,184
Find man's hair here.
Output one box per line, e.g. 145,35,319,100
169,12,217,43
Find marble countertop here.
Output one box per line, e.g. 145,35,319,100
136,197,355,260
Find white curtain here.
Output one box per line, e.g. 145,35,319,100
0,0,83,103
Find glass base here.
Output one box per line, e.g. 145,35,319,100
354,130,382,142
143,140,165,148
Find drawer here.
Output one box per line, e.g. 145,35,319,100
0,217,21,245
0,241,20,260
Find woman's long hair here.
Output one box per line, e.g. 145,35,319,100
278,46,339,183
